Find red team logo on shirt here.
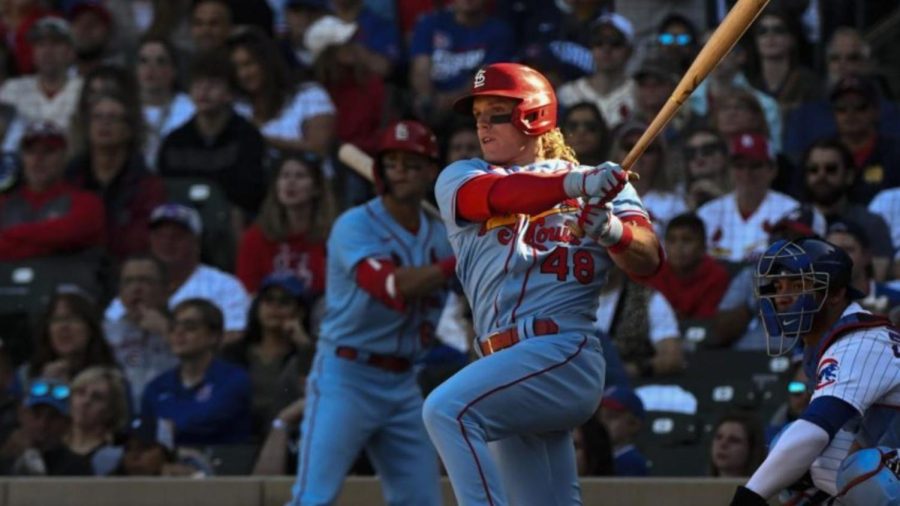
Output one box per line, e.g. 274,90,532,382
815,358,840,390
478,206,581,248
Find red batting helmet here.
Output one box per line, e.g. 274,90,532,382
373,120,439,193
453,62,558,136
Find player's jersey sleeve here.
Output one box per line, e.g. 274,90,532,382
811,328,900,414
434,158,491,234
327,209,388,274
609,183,650,223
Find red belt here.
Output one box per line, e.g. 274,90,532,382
479,319,559,356
335,346,412,373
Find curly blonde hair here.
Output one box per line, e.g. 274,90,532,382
536,128,579,165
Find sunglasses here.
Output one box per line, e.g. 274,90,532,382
787,380,808,395
684,142,724,160
658,32,692,46
592,36,627,49
756,24,788,36
31,381,70,400
805,162,842,176
565,120,600,132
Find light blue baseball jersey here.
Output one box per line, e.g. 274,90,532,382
318,197,453,358
435,158,649,337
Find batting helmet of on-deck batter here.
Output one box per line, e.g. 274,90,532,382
373,120,440,194
452,62,558,137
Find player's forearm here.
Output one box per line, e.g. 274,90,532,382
744,420,830,499
609,224,661,277
394,260,454,298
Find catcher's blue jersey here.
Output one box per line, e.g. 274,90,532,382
435,158,648,338
318,197,453,358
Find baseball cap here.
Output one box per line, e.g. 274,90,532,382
590,13,635,45
304,15,357,61
829,75,878,104
68,1,113,27
826,219,871,249
728,132,772,163
149,203,203,236
25,379,70,416
21,121,67,150
259,273,310,303
634,54,680,84
128,417,175,453
767,205,827,239
601,386,645,420
28,16,73,43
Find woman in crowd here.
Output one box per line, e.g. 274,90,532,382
135,35,195,169
66,92,166,261
236,151,336,296
18,292,118,388
611,122,687,236
68,64,141,159
63,366,130,475
223,275,313,437
709,412,765,478
749,8,820,113
561,102,611,167
228,27,335,156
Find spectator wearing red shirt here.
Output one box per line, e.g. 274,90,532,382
0,1,54,74
0,122,104,261
649,212,729,321
236,151,336,296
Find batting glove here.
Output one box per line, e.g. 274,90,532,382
577,201,625,248
563,162,628,203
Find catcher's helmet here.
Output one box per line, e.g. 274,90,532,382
373,120,439,194
453,62,557,136
754,237,863,356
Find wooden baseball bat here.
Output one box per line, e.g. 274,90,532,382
337,143,442,218
621,0,771,173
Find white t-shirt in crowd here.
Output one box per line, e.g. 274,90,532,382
234,83,335,143
557,77,636,129
642,190,689,237
105,264,250,331
869,187,900,261
143,92,195,170
0,76,83,131
595,286,680,345
697,190,798,263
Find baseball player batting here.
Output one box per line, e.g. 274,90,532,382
731,238,900,506
423,62,662,505
289,120,455,506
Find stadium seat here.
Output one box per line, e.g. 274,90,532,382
164,177,236,272
635,412,707,476
205,444,260,476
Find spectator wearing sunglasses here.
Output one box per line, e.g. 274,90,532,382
141,298,251,446
223,274,313,438
764,362,811,445
653,13,699,73
747,9,820,115
829,76,900,204
558,13,636,129
801,139,894,281
782,28,900,166
681,127,730,209
560,101,610,166
0,378,92,476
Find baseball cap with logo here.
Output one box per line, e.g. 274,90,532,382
21,121,67,150
601,386,645,420
149,203,203,236
590,13,635,46
28,16,73,43
304,15,358,61
728,132,772,163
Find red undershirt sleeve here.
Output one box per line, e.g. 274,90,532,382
456,172,569,222
355,257,406,312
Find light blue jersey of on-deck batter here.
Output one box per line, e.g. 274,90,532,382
435,158,649,338
318,197,454,359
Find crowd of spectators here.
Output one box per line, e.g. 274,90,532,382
0,0,898,481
